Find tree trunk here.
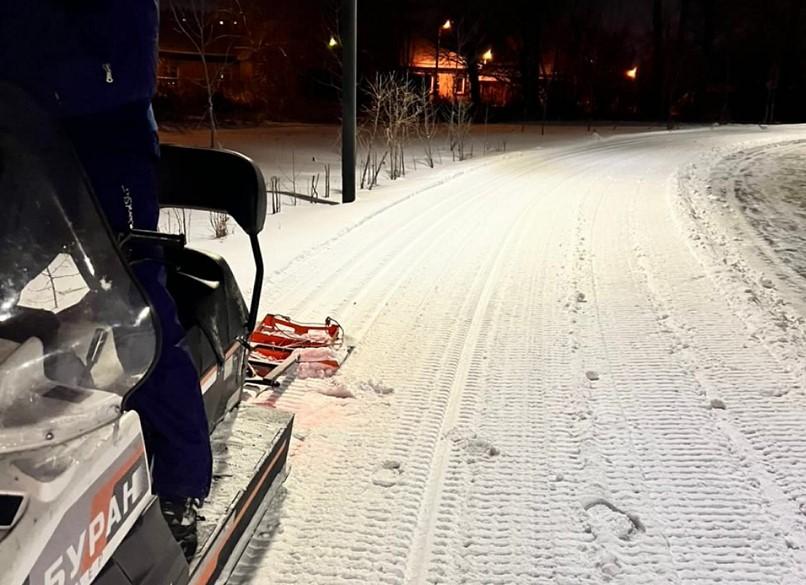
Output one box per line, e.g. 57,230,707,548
698,0,716,119
467,57,482,115
651,0,665,120
778,0,803,119
666,0,690,128
519,28,540,120
200,43,217,148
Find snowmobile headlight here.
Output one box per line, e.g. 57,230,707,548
13,454,72,483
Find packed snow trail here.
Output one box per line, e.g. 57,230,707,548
228,126,806,585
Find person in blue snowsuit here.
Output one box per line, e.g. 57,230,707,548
0,0,211,559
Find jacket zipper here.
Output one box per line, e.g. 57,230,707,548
102,63,114,84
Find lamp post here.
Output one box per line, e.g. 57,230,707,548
341,0,357,204
434,19,451,100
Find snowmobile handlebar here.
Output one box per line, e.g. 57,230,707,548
120,228,186,250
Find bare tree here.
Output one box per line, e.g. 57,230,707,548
208,211,230,238
167,0,240,147
359,75,389,189
419,84,439,168
360,74,423,188
448,99,473,162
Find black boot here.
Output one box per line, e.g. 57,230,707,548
160,497,201,562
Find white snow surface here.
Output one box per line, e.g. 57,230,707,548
176,124,806,584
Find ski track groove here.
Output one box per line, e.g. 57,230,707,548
229,127,806,585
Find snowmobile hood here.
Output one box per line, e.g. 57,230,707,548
0,83,159,454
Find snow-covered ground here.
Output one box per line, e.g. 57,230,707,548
174,124,806,584
685,139,806,316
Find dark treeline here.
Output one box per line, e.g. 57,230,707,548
361,0,806,124
158,0,806,124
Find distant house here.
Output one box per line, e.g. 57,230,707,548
405,38,512,107
157,12,255,104
157,48,253,94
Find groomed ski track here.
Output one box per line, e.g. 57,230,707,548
231,126,806,585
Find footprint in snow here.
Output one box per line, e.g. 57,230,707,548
360,379,395,396
448,431,501,463
315,380,354,399
372,460,403,488
761,386,789,398
465,438,500,462
584,498,644,542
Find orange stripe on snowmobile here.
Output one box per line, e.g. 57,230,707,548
81,445,146,573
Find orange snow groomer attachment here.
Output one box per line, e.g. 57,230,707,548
247,314,346,386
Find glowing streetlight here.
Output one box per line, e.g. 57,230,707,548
626,66,638,80
328,36,339,49
482,49,493,64
435,19,453,99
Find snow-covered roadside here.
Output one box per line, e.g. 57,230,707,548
160,122,691,200
728,141,806,282
674,133,806,383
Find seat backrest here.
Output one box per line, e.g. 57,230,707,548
158,144,267,235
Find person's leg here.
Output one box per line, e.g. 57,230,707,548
63,106,212,557
125,259,212,501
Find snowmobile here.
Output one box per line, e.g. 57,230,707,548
0,83,294,585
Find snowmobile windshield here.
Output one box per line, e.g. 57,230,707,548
0,84,158,454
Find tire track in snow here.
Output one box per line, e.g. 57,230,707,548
573,140,806,583
235,149,629,584
402,174,548,584
403,150,651,585
628,143,806,580
233,150,572,584
268,139,669,320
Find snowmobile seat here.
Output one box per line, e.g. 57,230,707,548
165,246,247,373
164,246,250,430
157,144,267,334
165,246,248,430
157,144,266,428
158,144,267,236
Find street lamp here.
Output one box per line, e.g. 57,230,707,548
341,0,357,204
625,66,638,80
434,19,452,100
328,36,338,49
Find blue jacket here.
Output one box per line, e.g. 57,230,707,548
0,0,159,117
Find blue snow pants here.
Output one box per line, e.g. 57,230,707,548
63,102,212,501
